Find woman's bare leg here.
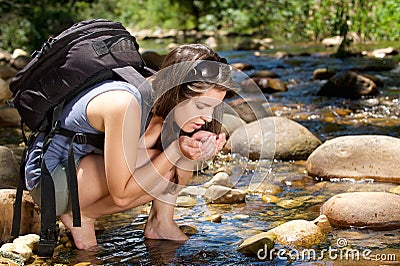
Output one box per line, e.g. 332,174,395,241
144,165,193,241
60,154,185,249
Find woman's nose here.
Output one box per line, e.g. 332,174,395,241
201,114,213,122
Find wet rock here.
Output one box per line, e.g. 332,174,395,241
13,234,39,251
0,104,20,127
250,70,280,78
226,98,271,123
312,68,337,80
0,250,25,265
237,231,276,256
364,47,399,58
204,36,218,49
225,116,321,160
203,172,234,188
276,199,304,209
0,65,17,80
204,185,246,204
306,135,400,183
230,62,254,71
321,192,400,230
202,214,222,223
248,180,282,195
10,49,30,70
322,36,343,47
234,39,262,50
0,189,41,242
178,186,206,197
0,146,19,188
175,196,197,207
241,77,287,94
221,113,247,138
270,215,330,247
317,71,378,99
0,78,12,101
0,243,32,261
261,194,280,203
179,224,198,236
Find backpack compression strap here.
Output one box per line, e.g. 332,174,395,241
56,127,104,227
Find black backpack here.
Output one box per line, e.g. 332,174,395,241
9,18,153,256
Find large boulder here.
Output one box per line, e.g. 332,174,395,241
225,116,321,160
317,71,379,99
0,189,41,242
226,98,271,123
306,135,400,183
270,215,331,247
321,192,400,230
0,146,19,188
221,113,247,139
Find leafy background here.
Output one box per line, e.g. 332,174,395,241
1,0,399,52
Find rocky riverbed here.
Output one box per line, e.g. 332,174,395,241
0,40,400,265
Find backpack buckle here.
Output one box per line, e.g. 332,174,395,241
38,227,58,257
74,133,87,144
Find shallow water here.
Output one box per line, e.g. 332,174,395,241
19,40,400,265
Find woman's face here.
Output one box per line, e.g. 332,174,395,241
174,87,226,133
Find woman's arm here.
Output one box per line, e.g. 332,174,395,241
87,90,204,207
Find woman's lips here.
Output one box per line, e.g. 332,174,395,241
193,122,204,129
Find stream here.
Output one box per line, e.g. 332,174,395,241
7,38,400,265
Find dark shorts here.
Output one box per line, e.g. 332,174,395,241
30,158,81,216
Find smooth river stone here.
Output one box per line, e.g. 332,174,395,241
321,192,400,230
225,116,321,160
306,135,400,183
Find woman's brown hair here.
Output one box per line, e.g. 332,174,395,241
152,44,234,138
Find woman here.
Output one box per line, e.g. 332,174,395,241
25,43,233,250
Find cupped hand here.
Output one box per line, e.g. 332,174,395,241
179,131,227,161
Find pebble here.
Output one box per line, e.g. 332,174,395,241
179,225,198,236
276,199,304,209
175,196,197,207
237,231,276,256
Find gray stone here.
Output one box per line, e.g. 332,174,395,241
221,113,246,139
0,78,12,101
203,172,234,188
321,192,400,230
178,186,206,197
204,185,246,204
270,215,330,247
0,146,19,188
0,104,20,127
237,231,276,256
306,135,400,183
226,98,271,123
0,189,40,242
225,116,321,160
317,71,378,99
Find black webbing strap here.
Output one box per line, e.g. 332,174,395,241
56,128,104,227
37,101,64,256
38,158,58,256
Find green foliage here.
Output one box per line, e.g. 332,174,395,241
0,0,399,52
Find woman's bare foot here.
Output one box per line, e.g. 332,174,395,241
60,213,97,250
144,213,189,241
